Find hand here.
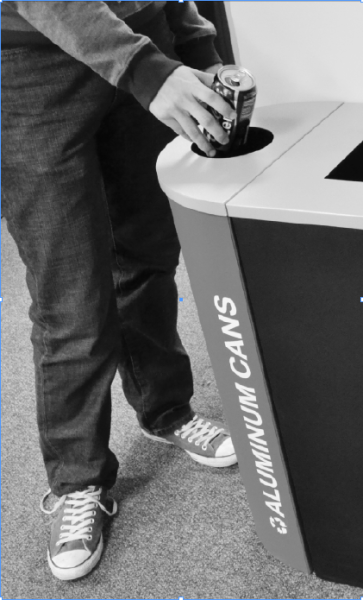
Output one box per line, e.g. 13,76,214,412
149,65,236,157
203,63,223,75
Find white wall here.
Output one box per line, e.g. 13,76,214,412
225,1,363,107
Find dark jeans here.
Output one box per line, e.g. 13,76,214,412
1,13,194,497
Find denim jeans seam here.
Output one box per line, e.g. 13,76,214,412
98,181,148,419
122,328,147,392
1,190,13,222
32,262,65,489
1,47,36,58
40,325,65,492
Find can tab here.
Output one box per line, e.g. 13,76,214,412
226,75,242,87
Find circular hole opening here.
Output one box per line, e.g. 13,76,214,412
192,127,274,159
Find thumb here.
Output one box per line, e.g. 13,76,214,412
193,69,215,88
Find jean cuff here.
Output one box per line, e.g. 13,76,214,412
145,409,196,437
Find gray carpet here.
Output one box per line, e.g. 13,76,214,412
1,218,362,600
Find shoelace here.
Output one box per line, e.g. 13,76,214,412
176,416,225,450
40,487,117,546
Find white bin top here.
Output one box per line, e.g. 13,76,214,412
156,102,363,230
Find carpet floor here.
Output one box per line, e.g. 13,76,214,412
1,218,362,600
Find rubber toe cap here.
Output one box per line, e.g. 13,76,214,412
215,436,235,458
52,549,91,569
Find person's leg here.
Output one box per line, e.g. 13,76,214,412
96,12,195,437
1,45,120,497
97,90,195,436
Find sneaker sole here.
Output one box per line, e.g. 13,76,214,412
47,534,103,581
141,428,237,468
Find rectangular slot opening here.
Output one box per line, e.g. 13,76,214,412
325,141,363,183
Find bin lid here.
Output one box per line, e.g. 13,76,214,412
227,102,363,230
156,101,344,217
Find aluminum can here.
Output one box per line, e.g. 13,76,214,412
205,65,257,153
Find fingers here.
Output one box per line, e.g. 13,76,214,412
171,123,193,143
189,102,229,146
198,85,236,121
177,112,217,157
193,70,236,121
179,132,193,143
159,115,216,156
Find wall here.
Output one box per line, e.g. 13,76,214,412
225,1,363,107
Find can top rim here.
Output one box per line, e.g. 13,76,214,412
218,65,255,91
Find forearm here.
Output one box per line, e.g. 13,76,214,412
5,1,182,109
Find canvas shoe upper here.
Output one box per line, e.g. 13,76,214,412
41,486,117,581
141,415,237,467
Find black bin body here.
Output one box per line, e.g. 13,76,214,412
233,217,363,586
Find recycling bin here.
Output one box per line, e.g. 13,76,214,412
156,102,363,587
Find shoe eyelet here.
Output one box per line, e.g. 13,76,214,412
92,511,96,516
87,535,92,541
188,437,194,443
202,444,208,451
60,525,65,531
175,430,180,436
88,527,92,532
90,518,94,524
195,441,200,446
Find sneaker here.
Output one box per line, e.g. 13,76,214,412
141,415,237,467
40,486,117,581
